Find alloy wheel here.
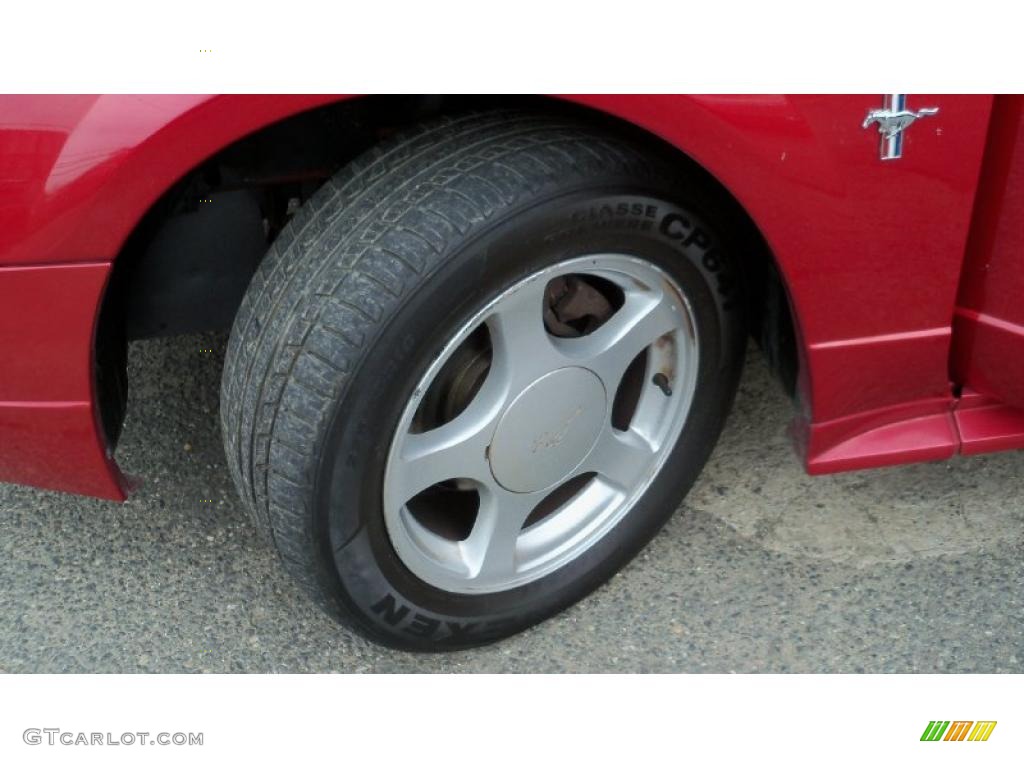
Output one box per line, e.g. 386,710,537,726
383,254,700,593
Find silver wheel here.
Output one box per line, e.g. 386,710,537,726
383,254,700,594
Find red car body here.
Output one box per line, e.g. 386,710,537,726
1,94,1022,501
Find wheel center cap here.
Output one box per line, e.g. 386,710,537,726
488,367,606,493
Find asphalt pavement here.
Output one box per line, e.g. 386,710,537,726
0,333,1021,672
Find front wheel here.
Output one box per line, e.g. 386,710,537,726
221,111,746,650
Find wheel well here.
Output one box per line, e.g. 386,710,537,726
96,95,798,448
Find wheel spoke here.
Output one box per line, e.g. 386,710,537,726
582,425,658,493
390,429,487,506
387,369,508,506
486,276,564,388
517,475,619,568
556,289,680,391
462,488,542,582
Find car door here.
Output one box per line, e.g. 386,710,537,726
951,95,1024,450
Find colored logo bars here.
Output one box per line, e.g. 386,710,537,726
921,721,997,742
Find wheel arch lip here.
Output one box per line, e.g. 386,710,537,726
0,94,803,499
0,95,346,499
0,94,346,267
562,95,822,394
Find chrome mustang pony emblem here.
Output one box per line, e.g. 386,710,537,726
862,94,939,161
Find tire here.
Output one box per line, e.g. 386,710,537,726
221,111,746,650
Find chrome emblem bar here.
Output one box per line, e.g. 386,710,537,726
862,94,939,161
